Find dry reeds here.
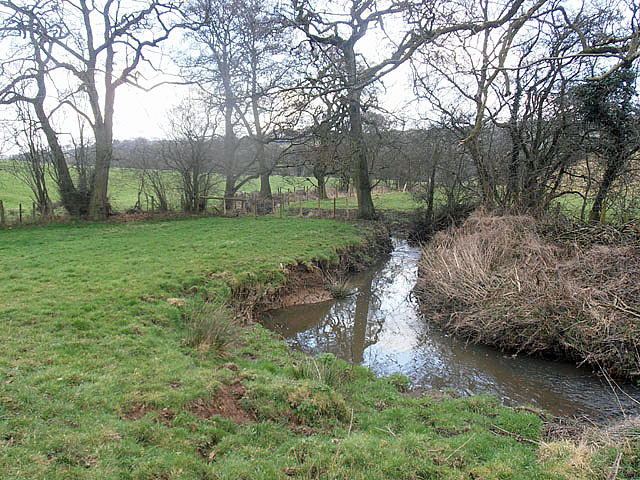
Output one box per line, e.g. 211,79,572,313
416,209,640,381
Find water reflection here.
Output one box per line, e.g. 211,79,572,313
262,239,640,418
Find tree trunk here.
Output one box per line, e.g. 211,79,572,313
256,141,272,199
345,46,376,220
89,124,112,219
425,159,437,222
507,81,523,204
468,140,495,207
221,57,237,211
588,151,624,223
316,174,327,200
33,78,87,216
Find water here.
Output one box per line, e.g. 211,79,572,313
262,238,640,418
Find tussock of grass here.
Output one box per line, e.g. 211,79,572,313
325,274,354,299
416,209,640,381
183,302,236,353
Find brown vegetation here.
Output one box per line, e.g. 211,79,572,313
415,210,640,381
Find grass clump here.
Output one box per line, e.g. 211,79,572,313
325,274,354,299
291,354,353,388
416,209,640,382
183,302,236,353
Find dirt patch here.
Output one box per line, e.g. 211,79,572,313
123,404,150,420
277,286,333,309
157,407,175,426
231,223,392,319
189,381,255,424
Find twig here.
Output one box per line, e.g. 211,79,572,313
602,302,640,319
372,426,397,438
513,406,549,419
490,425,540,445
601,367,640,407
607,452,623,480
444,433,476,461
598,363,627,418
348,408,354,435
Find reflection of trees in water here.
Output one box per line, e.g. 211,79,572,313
288,268,385,364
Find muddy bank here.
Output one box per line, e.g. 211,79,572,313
231,223,392,319
415,211,640,384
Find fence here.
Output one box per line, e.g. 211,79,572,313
0,180,406,227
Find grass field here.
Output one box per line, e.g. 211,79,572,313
285,191,419,213
1,215,630,479
0,163,418,222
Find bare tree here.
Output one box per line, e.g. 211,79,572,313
411,0,640,215
161,95,220,213
183,0,261,207
575,66,640,222
287,0,544,219
0,0,176,218
7,105,52,215
233,0,296,201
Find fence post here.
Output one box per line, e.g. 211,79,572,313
19,203,22,224
345,197,349,219
333,197,336,218
0,200,5,226
33,202,36,219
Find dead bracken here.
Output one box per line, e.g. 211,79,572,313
415,210,640,382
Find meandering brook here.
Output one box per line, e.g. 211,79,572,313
263,238,640,419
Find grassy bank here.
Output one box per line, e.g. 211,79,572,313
0,216,635,478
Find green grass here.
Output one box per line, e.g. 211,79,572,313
0,216,632,478
0,162,416,221
0,163,153,217
287,191,419,213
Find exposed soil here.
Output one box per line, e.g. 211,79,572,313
123,404,150,421
188,381,255,424
231,223,392,319
277,286,333,309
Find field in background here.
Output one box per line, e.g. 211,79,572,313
286,191,419,213
0,163,417,221
0,163,314,215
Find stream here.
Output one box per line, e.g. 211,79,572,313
262,238,640,419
